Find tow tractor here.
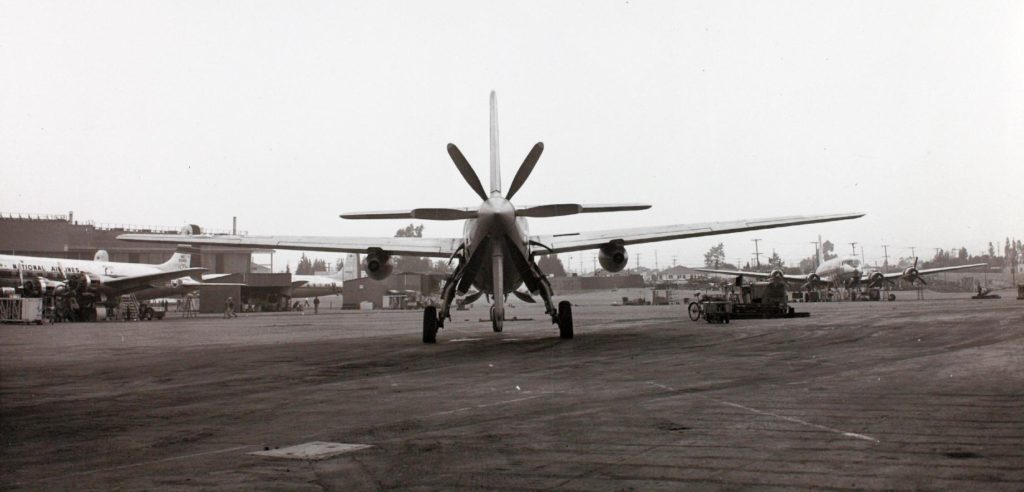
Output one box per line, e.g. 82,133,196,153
688,279,809,324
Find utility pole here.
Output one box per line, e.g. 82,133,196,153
672,255,677,267
909,246,916,259
592,254,597,276
881,244,890,273
810,240,820,269
848,242,858,256
752,238,762,267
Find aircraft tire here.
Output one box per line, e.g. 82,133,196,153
422,306,438,344
490,305,503,332
557,301,573,339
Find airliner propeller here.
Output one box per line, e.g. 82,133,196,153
903,257,926,285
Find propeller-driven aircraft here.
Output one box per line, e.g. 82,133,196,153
696,238,986,289
0,246,206,307
120,92,863,343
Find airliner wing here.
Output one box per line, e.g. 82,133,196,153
117,234,463,258
692,268,821,283
530,213,864,255
104,268,207,292
872,262,988,281
913,263,988,275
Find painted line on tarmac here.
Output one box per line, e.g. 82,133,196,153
430,395,544,416
16,445,253,485
645,381,880,443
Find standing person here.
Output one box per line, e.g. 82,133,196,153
225,296,237,318
313,296,320,315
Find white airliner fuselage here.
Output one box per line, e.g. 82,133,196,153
0,249,204,302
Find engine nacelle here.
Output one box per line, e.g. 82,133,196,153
66,272,103,293
598,242,629,273
865,271,885,286
364,249,394,280
768,269,785,281
902,267,918,279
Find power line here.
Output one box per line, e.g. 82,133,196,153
752,238,762,267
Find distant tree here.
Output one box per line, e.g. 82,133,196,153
821,240,837,261
958,247,968,261
988,242,996,258
285,263,291,274
312,258,327,273
393,223,432,273
396,224,424,238
703,243,726,268
296,253,314,275
538,254,567,277
768,251,785,269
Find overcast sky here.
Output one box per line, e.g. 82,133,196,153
2,1,1021,272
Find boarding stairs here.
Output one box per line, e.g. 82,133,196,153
119,294,141,321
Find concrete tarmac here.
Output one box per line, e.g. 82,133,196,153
2,292,1022,490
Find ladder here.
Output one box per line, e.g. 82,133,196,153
120,294,141,321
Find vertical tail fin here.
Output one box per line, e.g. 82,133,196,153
489,90,501,195
158,245,197,271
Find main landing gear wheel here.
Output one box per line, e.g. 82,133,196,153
490,305,503,332
557,300,573,339
423,306,438,344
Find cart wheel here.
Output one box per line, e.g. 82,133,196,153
687,302,701,321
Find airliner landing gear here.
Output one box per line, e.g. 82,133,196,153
557,300,573,339
490,305,504,332
423,306,438,344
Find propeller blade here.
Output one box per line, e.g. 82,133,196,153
917,276,927,285
462,290,485,305
447,143,488,201
512,290,536,303
505,142,544,200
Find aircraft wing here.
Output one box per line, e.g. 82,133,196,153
871,262,989,281
691,268,823,284
530,213,864,255
104,268,207,292
914,263,988,275
117,234,463,258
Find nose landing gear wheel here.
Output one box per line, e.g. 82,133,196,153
490,305,503,332
423,306,438,344
557,300,573,339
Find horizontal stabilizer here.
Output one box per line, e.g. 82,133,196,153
341,208,477,221
516,203,650,218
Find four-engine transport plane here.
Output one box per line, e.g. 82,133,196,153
696,238,987,289
0,246,206,312
120,91,864,343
